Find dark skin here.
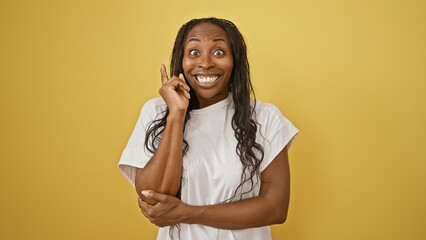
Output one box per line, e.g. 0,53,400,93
134,66,189,206
138,145,291,229
182,23,233,108
135,23,291,229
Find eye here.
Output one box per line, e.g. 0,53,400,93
189,49,199,56
213,50,224,56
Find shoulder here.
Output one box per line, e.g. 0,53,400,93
251,98,300,156
251,98,298,136
252,98,286,122
143,97,166,110
140,97,167,120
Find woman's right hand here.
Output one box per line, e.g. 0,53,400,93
158,64,190,117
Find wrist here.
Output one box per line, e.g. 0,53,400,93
182,205,204,224
167,112,186,123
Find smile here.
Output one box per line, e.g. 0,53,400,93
195,75,220,84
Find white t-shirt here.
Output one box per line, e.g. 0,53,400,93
118,93,299,240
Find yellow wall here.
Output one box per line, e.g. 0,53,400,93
1,0,425,239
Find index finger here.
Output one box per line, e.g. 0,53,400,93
160,64,169,84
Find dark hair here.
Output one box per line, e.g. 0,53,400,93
144,17,264,238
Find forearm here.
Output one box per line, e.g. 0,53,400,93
135,114,185,201
184,195,287,230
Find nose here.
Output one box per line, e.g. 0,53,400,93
197,54,215,69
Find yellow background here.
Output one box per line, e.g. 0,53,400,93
1,0,425,239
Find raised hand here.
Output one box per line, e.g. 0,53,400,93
158,64,191,117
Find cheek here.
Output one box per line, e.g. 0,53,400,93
182,56,192,72
224,57,234,75
181,57,194,85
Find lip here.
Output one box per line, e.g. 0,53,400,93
191,72,222,77
195,75,220,83
190,74,222,87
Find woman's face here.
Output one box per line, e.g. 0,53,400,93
182,23,234,108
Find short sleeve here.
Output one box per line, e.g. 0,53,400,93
257,103,299,172
117,98,165,187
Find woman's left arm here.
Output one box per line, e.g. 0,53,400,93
138,145,291,230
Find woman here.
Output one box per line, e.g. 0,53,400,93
118,17,299,240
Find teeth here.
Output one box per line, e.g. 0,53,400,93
196,75,219,83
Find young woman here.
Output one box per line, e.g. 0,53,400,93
118,17,299,240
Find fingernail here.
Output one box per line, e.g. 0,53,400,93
141,190,149,197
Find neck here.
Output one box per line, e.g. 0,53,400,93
196,92,229,109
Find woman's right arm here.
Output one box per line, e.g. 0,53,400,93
135,64,190,206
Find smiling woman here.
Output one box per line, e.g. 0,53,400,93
182,23,234,108
118,17,299,240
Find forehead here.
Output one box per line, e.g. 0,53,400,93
185,23,231,44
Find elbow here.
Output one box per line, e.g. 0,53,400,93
135,173,179,197
136,182,179,197
134,169,146,197
272,207,288,225
135,182,145,197
276,214,287,224
264,197,289,225
272,213,287,225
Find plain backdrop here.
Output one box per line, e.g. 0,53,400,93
0,0,425,239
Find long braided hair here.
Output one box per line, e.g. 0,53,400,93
144,17,264,239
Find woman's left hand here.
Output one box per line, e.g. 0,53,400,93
138,190,190,227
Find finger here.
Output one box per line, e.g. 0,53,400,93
139,203,149,217
179,86,191,99
177,84,191,100
160,64,169,85
141,190,168,202
167,77,190,91
140,206,151,221
165,79,190,93
178,73,186,82
179,73,191,92
138,197,144,209
138,197,154,215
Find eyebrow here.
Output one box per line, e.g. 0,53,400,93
213,38,226,43
186,37,227,44
187,38,200,43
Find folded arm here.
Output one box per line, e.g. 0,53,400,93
138,145,291,229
